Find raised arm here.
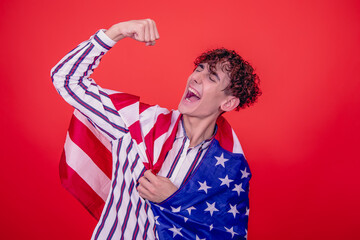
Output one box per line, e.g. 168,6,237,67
51,19,159,140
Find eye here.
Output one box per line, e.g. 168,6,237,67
209,75,216,82
195,64,204,72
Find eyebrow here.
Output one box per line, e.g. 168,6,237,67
200,63,221,81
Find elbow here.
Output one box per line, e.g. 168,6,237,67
50,65,60,83
50,66,57,83
50,65,65,91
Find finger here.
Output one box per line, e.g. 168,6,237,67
145,41,156,46
147,19,156,42
138,175,153,191
144,20,150,42
134,23,145,42
138,175,150,185
156,175,170,182
144,170,158,183
137,185,150,199
153,20,160,39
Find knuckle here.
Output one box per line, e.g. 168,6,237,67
137,23,144,30
148,186,156,194
138,177,145,185
152,182,159,188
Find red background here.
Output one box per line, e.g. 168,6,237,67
1,0,359,239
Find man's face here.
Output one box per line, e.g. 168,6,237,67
178,62,232,119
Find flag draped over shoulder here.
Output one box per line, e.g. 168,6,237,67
151,140,250,239
59,92,246,223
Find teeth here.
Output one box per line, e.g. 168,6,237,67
188,87,200,98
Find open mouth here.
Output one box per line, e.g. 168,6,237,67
185,87,201,102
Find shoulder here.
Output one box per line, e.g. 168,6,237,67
209,139,251,178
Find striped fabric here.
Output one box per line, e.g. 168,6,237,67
51,29,245,239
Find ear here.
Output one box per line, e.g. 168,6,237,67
220,96,240,112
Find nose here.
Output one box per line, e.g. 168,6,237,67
192,72,203,84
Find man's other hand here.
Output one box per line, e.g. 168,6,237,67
105,19,159,45
137,170,178,203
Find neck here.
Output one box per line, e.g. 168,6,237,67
182,114,219,147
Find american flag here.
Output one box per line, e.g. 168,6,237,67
53,29,250,239
60,102,250,239
151,140,250,240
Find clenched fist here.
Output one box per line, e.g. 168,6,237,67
105,19,160,45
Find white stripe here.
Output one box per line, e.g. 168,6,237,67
103,88,121,95
118,101,140,127
152,110,180,163
140,105,170,137
73,109,112,152
135,142,150,164
231,129,244,154
139,106,160,137
64,133,111,201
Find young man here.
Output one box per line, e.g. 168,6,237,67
51,19,260,240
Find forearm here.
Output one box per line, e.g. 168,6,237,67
51,30,126,140
51,18,159,98
51,29,115,94
51,19,159,139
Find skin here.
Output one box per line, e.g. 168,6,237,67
105,19,239,203
178,62,240,148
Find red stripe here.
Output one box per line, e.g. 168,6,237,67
132,199,142,239
68,114,112,178
109,93,140,111
142,162,150,170
139,102,151,114
132,222,139,239
144,111,174,169
215,116,234,152
109,92,178,173
128,121,143,144
109,93,148,144
59,150,105,220
142,203,150,240
120,203,133,240
152,115,182,174
130,154,140,173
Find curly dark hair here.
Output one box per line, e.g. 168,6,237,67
194,48,261,110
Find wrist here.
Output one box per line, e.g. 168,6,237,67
105,24,126,42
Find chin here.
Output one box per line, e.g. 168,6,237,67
178,99,196,114
178,103,188,115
